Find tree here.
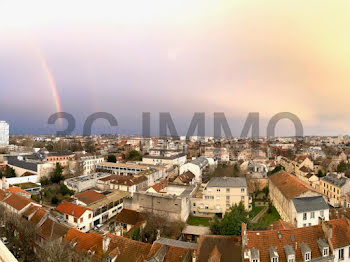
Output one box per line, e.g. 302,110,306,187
84,139,96,153
210,202,250,236
262,186,269,198
267,165,284,176
337,160,348,173
40,177,51,186
51,163,64,183
126,150,142,161
51,195,59,204
317,169,325,178
2,166,16,178
107,155,117,163
59,184,74,196
232,163,240,177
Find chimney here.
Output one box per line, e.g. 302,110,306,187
103,233,111,253
156,229,161,240
192,250,197,262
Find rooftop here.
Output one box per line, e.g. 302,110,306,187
207,177,247,188
292,196,329,213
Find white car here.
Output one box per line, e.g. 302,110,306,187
1,237,9,245
94,224,103,230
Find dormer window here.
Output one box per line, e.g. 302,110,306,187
305,252,311,261
272,258,278,262
323,248,329,257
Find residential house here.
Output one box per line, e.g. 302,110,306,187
55,202,94,232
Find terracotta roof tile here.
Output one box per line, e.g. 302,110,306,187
56,202,90,218
151,179,168,193
246,225,326,262
3,193,33,211
5,186,30,196
115,209,145,226
327,218,350,249
197,235,242,262
74,189,106,205
269,171,314,200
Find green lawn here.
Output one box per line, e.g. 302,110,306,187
250,206,280,229
187,216,211,227
249,205,264,219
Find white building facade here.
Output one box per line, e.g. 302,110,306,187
0,121,9,146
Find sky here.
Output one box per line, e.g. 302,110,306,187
1,0,350,136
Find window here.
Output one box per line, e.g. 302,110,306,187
272,258,278,262
252,259,258,262
88,214,92,219
80,218,83,223
205,205,208,209
217,189,221,192
339,248,344,260
311,212,315,219
323,248,328,257
66,215,68,220
226,188,230,193
226,204,230,209
193,203,196,207
303,213,307,220
241,188,245,193
320,210,324,217
74,218,77,223
241,196,245,201
216,197,220,200
226,196,230,201
348,247,350,258
288,258,294,262
305,252,311,261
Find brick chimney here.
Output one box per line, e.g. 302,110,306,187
103,233,111,253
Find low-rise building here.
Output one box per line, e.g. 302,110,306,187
179,157,209,183
269,171,322,227
320,173,350,207
55,202,94,232
191,177,251,218
64,173,110,192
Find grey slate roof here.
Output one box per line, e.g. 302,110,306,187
190,157,209,168
207,177,247,188
284,245,295,257
322,175,347,187
7,156,38,172
155,237,197,249
300,242,311,257
292,196,329,213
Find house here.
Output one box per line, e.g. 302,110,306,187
182,225,210,243
1,192,40,215
55,202,94,232
5,186,31,198
291,196,329,227
191,177,251,218
147,179,168,193
269,171,321,227
173,171,196,185
196,235,242,262
84,190,130,227
115,208,146,233
64,228,195,262
179,157,210,183
320,173,350,207
97,175,148,195
125,185,196,222
242,220,335,262
73,189,107,206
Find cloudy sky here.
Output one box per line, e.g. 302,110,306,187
1,0,350,136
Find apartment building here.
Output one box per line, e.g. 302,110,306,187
142,149,186,167
0,121,9,146
78,154,104,174
320,173,350,207
191,177,251,218
269,171,322,227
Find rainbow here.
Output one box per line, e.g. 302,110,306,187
37,49,64,127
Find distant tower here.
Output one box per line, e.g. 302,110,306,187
0,121,9,145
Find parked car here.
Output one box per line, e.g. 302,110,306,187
1,237,9,245
94,224,103,230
